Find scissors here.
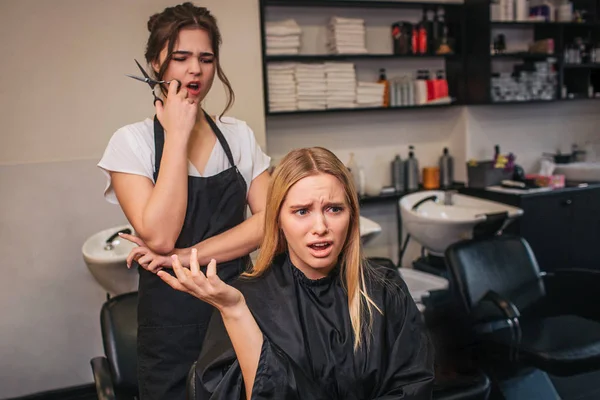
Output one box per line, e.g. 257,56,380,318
126,59,178,104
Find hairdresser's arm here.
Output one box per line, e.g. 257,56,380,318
122,170,269,270
112,81,196,254
158,254,263,399
179,169,269,266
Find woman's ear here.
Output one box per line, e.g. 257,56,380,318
151,60,161,77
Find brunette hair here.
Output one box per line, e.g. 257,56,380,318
245,147,382,350
144,2,234,118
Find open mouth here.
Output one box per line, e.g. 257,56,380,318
186,82,201,95
308,242,332,251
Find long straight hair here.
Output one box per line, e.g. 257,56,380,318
245,147,382,350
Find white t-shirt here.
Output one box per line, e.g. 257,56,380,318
98,116,271,205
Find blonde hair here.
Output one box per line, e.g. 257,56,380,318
245,147,382,350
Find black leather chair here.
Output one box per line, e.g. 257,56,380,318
445,235,600,377
90,292,138,400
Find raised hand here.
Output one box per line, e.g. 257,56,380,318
155,80,198,140
158,249,244,312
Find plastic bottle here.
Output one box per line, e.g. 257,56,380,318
439,147,454,188
391,154,404,192
404,146,420,191
378,68,390,107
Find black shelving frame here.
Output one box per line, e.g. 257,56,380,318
464,0,600,104
259,0,467,116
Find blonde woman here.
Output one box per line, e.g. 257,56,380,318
159,147,433,399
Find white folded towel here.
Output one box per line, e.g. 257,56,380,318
268,63,296,71
266,19,301,37
297,85,326,92
327,79,357,84
267,39,301,49
269,99,297,105
267,36,301,44
269,84,296,91
266,48,300,55
296,71,326,77
268,70,295,77
330,16,365,26
298,102,327,110
358,82,385,88
327,103,355,109
329,25,366,33
328,48,369,54
268,77,295,84
269,87,296,93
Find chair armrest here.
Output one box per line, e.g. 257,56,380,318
474,290,520,321
90,356,116,400
472,291,521,338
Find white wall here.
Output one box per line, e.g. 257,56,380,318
0,0,264,397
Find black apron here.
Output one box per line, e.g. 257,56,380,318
136,112,249,400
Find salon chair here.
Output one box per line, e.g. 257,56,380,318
90,291,138,400
368,257,491,399
445,234,600,377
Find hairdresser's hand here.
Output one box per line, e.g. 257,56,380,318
121,233,172,272
155,79,197,141
158,249,244,312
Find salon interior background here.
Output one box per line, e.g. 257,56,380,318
1,0,598,397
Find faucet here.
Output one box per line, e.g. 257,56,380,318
444,190,457,206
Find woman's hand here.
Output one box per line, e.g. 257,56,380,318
155,80,197,140
158,249,244,312
121,233,172,272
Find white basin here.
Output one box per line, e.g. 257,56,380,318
553,162,600,183
359,215,382,245
400,190,523,256
82,224,139,296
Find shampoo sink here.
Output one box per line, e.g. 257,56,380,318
359,216,382,245
82,225,139,296
400,190,523,256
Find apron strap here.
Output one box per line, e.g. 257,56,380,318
153,115,164,182
153,111,237,181
204,111,237,170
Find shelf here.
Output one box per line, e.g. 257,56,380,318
491,21,598,28
264,0,462,9
491,52,557,59
563,63,600,69
267,102,457,116
266,53,458,62
481,97,600,105
484,99,558,105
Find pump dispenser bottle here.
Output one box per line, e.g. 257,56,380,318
439,147,454,188
404,145,420,191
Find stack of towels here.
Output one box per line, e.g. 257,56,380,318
326,16,368,54
325,62,357,109
267,63,297,112
265,19,302,55
356,82,386,108
295,64,327,110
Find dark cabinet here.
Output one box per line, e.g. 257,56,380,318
460,186,600,272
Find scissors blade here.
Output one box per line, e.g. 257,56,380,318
134,59,156,89
125,74,151,84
